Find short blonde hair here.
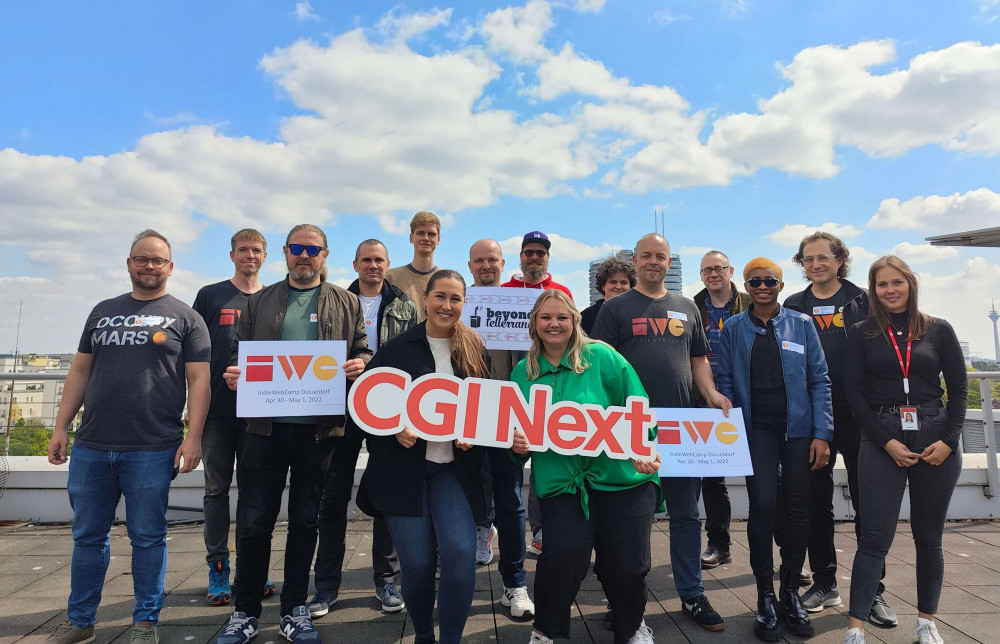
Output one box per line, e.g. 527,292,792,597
524,290,602,380
743,257,782,281
410,211,440,234
231,228,267,252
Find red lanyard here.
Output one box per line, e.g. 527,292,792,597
887,328,912,401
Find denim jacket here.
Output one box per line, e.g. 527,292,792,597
716,304,833,441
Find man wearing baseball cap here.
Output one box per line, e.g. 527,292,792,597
500,231,573,300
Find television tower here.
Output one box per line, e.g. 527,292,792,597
990,300,1000,364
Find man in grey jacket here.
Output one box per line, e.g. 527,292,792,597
308,239,418,617
215,224,372,644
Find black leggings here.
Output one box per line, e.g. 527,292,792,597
849,409,961,619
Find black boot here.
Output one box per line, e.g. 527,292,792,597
754,575,784,642
779,567,814,637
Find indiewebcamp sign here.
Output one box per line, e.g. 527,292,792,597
236,340,348,417
347,367,753,476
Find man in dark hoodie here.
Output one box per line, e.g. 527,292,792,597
308,239,418,619
782,232,896,628
691,250,750,571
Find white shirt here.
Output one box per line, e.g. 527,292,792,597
359,294,382,352
424,336,455,464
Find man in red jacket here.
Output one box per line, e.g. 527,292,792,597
500,231,573,300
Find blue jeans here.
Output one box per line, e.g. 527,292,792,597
384,462,476,644
659,476,704,601
66,444,176,626
479,447,526,588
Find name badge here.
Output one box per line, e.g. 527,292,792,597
813,306,835,315
900,406,919,431
781,341,804,354
667,310,688,321
310,313,318,323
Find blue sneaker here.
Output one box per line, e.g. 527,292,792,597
375,582,405,612
207,560,232,606
262,579,276,598
307,588,337,618
279,606,321,642
215,612,257,644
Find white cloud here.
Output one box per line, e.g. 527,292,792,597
765,222,862,246
890,242,960,264
376,7,452,43
142,110,202,126
294,1,319,22
915,257,1000,358
497,234,622,262
570,0,607,11
868,188,1000,232
721,0,751,18
678,246,715,256
848,245,878,267
652,9,691,26
481,0,553,63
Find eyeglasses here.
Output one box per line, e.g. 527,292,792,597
747,277,781,288
129,256,170,268
802,254,836,266
522,249,548,258
287,244,325,257
700,266,730,276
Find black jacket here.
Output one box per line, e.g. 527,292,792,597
783,278,870,334
346,279,418,349
356,323,488,521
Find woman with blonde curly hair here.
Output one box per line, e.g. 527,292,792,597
510,289,662,644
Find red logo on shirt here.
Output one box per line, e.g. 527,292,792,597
219,308,241,326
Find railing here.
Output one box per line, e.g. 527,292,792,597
969,372,1000,498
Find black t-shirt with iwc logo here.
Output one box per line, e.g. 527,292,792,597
192,280,253,418
800,286,851,403
75,293,211,451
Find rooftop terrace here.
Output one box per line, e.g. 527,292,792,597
1,519,998,643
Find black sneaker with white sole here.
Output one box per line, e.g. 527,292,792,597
800,582,842,613
682,594,725,631
868,592,898,627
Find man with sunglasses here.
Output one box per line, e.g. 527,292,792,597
692,251,750,571
500,231,573,299
46,230,211,644
781,232,895,628
215,224,373,644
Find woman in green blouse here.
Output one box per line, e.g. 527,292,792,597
511,289,662,644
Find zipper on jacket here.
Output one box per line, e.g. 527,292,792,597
772,322,790,441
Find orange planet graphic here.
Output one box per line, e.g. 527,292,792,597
152,331,168,344
668,318,685,337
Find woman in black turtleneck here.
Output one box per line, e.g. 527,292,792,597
842,255,967,644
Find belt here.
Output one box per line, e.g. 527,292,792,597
870,398,943,416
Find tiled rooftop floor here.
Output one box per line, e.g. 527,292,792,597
1,519,998,643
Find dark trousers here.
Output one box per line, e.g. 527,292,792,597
527,468,542,537
202,416,247,563
477,447,527,588
700,477,731,550
849,410,961,620
806,403,885,590
315,424,398,592
747,428,811,578
235,424,324,618
534,483,657,644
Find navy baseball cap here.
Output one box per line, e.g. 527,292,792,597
521,231,551,250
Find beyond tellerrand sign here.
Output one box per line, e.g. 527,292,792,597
461,287,542,351
237,340,348,417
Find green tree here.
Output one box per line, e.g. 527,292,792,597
966,365,1000,410
6,417,52,456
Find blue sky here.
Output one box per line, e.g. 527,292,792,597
2,0,1000,356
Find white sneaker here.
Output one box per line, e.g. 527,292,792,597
626,620,654,643
528,631,553,644
844,627,866,644
917,618,944,644
501,586,535,618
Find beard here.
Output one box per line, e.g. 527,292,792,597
289,265,321,284
131,272,167,292
521,262,546,282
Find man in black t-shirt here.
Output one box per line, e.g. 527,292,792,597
783,231,896,628
192,229,269,607
47,230,211,644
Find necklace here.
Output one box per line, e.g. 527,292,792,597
888,321,907,336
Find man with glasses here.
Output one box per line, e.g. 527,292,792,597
692,251,750,571
501,231,573,298
46,230,211,644
192,229,276,607
782,232,896,628
386,211,440,320
591,233,732,634
214,224,372,644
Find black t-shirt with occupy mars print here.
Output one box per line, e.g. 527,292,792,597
75,293,211,451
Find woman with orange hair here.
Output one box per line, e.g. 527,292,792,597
716,258,832,641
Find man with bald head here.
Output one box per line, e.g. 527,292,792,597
591,233,733,634
466,239,535,619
